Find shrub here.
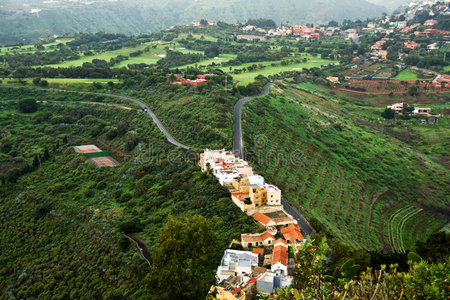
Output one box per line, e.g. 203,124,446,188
18,99,38,113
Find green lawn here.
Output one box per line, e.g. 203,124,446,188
228,58,335,85
394,68,419,80
174,53,237,69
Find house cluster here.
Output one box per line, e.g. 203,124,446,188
175,74,217,86
387,102,433,116
262,25,324,39
201,149,307,298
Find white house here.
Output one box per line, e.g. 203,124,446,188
216,250,259,282
271,239,289,276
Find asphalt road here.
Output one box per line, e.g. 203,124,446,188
87,92,191,150
233,82,273,158
39,87,192,150
282,198,314,237
230,82,315,237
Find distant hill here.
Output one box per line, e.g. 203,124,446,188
0,0,387,45
366,0,412,12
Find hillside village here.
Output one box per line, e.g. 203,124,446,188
200,149,307,298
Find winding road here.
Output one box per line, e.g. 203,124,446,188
231,82,315,237
233,82,273,158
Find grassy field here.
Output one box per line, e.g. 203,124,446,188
0,38,73,55
175,53,236,69
241,82,449,251
394,68,419,80
229,58,335,85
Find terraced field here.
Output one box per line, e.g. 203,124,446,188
242,83,449,250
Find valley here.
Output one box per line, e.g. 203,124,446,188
0,1,449,298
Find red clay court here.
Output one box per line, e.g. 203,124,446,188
89,156,119,168
74,145,119,168
74,145,102,154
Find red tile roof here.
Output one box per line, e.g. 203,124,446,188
253,212,273,225
272,243,288,266
252,248,264,255
274,238,288,246
281,224,304,243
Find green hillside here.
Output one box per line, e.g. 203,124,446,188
0,86,257,298
0,0,385,45
241,83,449,251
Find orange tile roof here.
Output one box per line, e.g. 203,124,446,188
274,238,288,246
280,224,304,243
242,231,275,243
272,244,288,266
253,212,273,225
252,248,264,255
261,232,275,241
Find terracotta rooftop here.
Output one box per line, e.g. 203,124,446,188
272,242,288,266
252,248,264,255
253,212,273,225
242,231,275,243
281,224,304,243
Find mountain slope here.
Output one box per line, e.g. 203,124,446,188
0,0,386,45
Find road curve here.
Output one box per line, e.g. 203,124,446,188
78,91,191,150
231,82,315,237
282,198,315,237
233,82,273,159
3,85,191,150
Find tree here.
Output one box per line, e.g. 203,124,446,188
381,108,395,119
18,98,38,113
145,215,219,300
200,19,208,27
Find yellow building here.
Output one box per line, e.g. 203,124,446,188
214,285,246,300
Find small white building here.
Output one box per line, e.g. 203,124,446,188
413,107,431,115
216,250,259,283
271,239,289,276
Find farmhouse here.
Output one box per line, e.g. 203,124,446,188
387,103,404,113
413,107,432,115
241,231,276,248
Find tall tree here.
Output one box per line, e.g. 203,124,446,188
145,215,219,300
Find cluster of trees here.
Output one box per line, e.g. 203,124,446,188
247,18,277,29
270,237,449,299
0,47,80,68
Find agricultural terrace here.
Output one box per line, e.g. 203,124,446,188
241,82,449,251
343,80,449,94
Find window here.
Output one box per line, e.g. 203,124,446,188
248,243,252,247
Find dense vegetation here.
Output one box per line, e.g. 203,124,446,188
0,87,258,298
242,82,449,251
268,237,449,299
